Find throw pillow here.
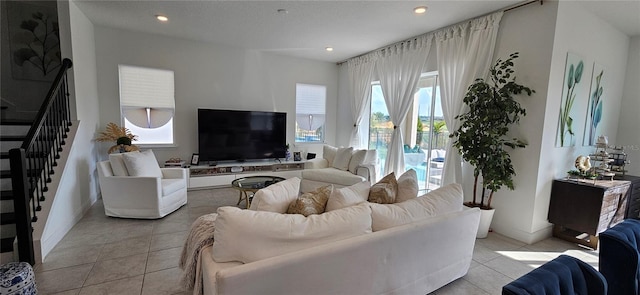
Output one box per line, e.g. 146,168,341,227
323,145,338,167
287,185,333,216
348,149,376,175
395,169,419,203
331,147,353,171
368,172,397,204
211,203,372,263
326,181,370,211
249,177,301,213
109,151,139,176
369,183,463,231
121,150,162,178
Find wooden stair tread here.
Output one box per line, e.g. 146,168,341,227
0,190,12,201
0,212,15,225
0,237,14,253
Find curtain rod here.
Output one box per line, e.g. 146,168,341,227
336,0,543,65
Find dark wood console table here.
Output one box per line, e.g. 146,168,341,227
548,178,631,249
618,175,640,219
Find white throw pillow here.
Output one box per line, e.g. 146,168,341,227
326,181,370,211
249,177,301,213
212,203,372,263
369,183,463,231
348,149,376,174
109,151,139,176
332,147,353,171
121,150,162,178
395,169,419,203
323,145,338,167
348,150,366,174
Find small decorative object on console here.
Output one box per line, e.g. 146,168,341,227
306,153,316,160
191,153,200,166
165,158,186,168
575,155,591,174
293,152,301,161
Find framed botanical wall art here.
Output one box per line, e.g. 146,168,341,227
7,1,61,81
583,63,605,146
556,52,585,147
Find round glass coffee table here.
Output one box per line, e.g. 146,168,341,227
231,176,286,208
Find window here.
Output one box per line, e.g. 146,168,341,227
368,73,446,193
295,83,326,143
119,65,175,145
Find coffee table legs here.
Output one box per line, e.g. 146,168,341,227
236,190,253,209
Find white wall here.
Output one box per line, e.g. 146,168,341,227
481,1,559,243
93,27,339,163
41,0,101,260
492,1,629,243
617,36,640,176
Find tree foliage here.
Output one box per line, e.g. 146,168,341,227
449,52,535,209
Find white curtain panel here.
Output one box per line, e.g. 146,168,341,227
376,35,433,176
347,55,377,149
436,11,503,185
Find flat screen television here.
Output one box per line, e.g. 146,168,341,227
198,109,287,163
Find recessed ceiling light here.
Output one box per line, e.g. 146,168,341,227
325,47,334,52
156,15,169,22
413,6,428,14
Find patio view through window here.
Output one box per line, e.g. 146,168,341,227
295,83,326,143
369,73,447,193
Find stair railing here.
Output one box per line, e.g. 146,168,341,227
9,58,73,265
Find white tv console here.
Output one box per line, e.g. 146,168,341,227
188,160,305,189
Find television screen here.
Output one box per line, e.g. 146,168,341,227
198,109,287,162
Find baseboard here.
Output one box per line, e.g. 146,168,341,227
39,196,96,262
491,223,553,244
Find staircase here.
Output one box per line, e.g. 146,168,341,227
1,58,73,264
0,121,32,262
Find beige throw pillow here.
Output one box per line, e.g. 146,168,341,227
212,203,372,263
121,150,162,178
368,172,397,204
369,183,463,231
287,185,333,216
395,169,419,203
326,181,370,211
332,147,353,171
249,177,301,213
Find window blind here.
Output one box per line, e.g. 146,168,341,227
119,65,175,109
296,84,326,131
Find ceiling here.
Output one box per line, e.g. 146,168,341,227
74,0,640,63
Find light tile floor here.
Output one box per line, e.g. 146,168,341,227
33,188,599,295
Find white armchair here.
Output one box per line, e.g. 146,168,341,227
96,151,188,219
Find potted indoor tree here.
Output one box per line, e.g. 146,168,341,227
449,52,535,238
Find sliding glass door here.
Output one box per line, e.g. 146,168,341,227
368,73,446,193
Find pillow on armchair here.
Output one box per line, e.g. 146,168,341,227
109,151,139,176
122,150,162,177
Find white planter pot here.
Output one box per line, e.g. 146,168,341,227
476,208,495,239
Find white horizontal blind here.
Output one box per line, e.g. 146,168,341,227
119,65,175,108
295,83,326,131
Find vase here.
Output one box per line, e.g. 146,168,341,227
285,150,291,161
476,208,495,239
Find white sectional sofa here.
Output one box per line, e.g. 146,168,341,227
301,145,377,193
196,180,481,295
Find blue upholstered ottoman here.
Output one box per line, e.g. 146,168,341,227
0,262,37,295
